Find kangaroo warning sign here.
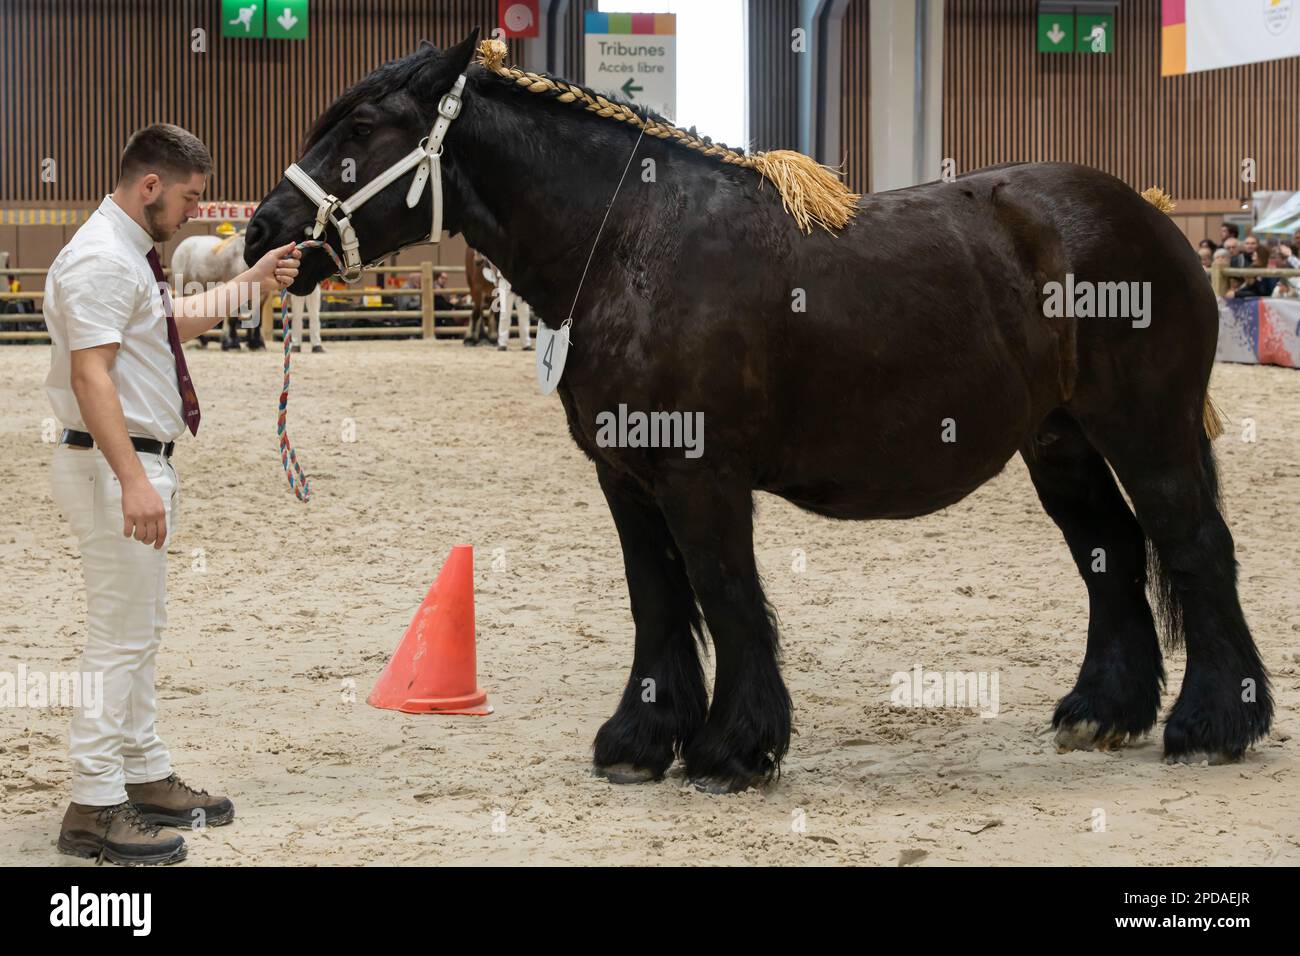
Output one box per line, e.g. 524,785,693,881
584,11,676,122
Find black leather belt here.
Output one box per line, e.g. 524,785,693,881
60,428,175,458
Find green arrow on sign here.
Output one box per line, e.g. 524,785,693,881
620,78,644,99
1036,12,1073,53
266,0,309,39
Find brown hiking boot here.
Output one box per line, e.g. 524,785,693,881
58,801,187,866
126,773,235,828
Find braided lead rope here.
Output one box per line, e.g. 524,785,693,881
276,238,345,502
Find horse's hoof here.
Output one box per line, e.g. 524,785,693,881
593,763,660,784
687,773,766,795
1054,720,1132,753
1164,750,1241,766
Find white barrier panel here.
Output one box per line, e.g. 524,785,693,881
1217,295,1300,368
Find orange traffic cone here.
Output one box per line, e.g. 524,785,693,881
368,544,493,715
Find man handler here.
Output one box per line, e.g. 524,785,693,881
44,123,301,865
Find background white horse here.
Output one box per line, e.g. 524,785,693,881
170,233,264,349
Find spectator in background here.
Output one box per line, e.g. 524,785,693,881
1223,236,1246,268
1273,243,1300,297
432,271,458,312
1198,238,1218,254
1219,222,1239,245
1198,247,1214,275
1242,234,1261,261
392,271,457,316
1211,248,1232,293
1232,246,1276,299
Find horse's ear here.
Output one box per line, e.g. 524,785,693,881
444,27,480,74
418,39,435,51
413,27,479,99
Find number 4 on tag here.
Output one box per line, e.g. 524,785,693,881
535,319,571,395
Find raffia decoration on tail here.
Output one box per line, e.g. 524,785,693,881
1203,393,1225,440
473,38,859,235
1140,186,1176,214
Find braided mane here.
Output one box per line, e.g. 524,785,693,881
474,38,859,235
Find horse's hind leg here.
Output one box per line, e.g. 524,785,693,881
1086,420,1273,763
1022,412,1164,751
592,466,708,783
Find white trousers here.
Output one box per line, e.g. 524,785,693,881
495,277,532,347
50,444,179,806
290,287,322,348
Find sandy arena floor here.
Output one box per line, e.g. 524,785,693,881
1,340,1296,866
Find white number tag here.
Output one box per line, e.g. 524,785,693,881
535,319,570,395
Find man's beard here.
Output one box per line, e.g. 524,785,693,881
143,197,172,241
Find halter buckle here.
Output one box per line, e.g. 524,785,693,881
437,91,462,121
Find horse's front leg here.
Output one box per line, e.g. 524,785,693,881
656,472,792,793
592,465,708,783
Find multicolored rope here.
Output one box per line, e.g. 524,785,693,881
276,238,345,502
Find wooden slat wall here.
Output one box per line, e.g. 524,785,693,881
746,0,800,152
839,0,870,194
0,0,528,204
562,0,598,81
943,0,1299,199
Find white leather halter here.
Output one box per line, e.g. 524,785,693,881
282,73,467,282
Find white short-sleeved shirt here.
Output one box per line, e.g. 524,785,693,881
44,195,185,442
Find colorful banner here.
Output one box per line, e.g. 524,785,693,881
1217,296,1300,368
1163,0,1300,76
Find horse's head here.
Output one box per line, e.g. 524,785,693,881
245,29,479,295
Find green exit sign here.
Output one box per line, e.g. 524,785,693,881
1076,13,1112,53
220,0,309,39
220,0,263,38
1037,13,1073,52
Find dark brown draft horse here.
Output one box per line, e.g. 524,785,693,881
246,32,1272,792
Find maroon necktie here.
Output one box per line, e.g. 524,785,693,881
145,247,201,436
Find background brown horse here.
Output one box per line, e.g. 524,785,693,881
462,246,496,345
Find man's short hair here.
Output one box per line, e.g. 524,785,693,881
117,124,212,186
1222,222,1240,238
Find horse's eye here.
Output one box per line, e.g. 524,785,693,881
353,124,372,139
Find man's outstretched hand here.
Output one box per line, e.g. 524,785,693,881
251,241,302,290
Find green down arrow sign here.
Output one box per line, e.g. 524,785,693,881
1036,12,1073,53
